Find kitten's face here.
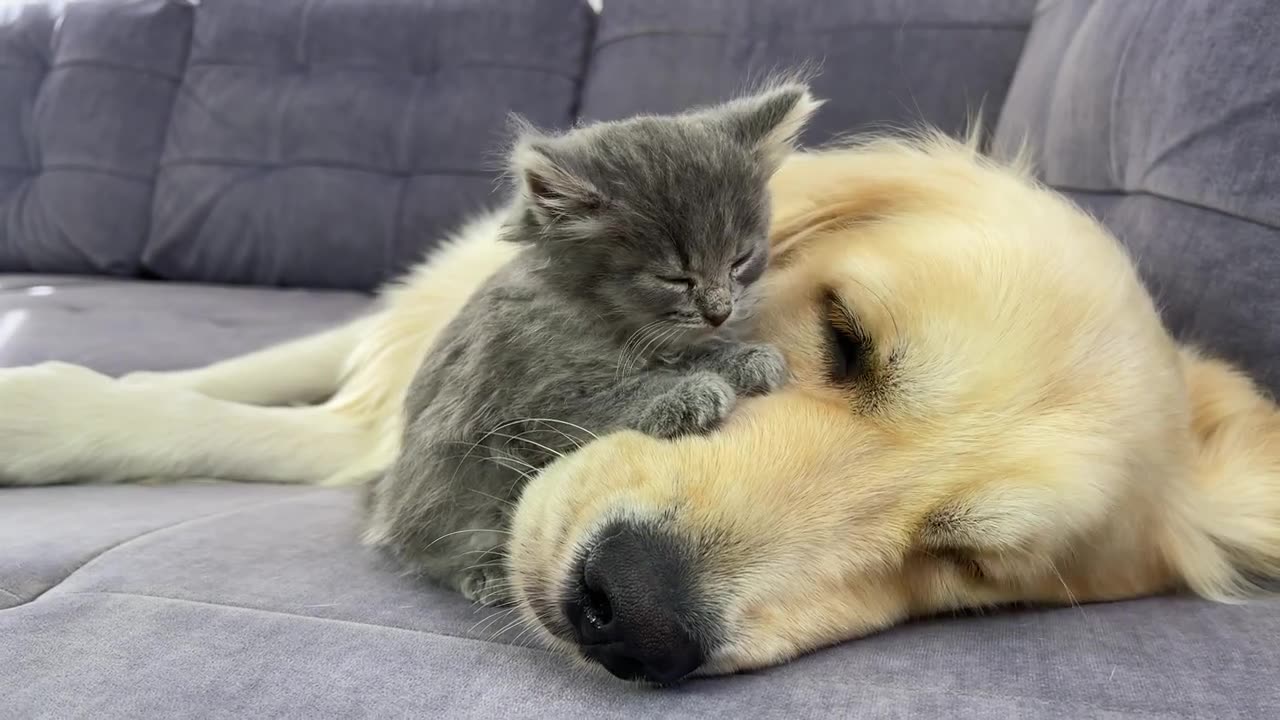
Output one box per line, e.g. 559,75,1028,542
504,84,821,342
583,129,773,339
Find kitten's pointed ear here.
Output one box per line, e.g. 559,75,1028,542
509,121,604,224
719,83,823,167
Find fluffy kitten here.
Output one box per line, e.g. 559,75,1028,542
364,84,821,603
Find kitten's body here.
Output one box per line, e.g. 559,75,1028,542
364,85,821,602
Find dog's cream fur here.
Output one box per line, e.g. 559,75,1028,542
1,134,1276,675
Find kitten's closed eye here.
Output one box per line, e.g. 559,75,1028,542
731,252,754,272
658,275,695,290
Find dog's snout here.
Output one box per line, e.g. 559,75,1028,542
563,523,705,684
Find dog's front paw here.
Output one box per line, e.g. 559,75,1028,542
637,372,736,438
719,343,788,396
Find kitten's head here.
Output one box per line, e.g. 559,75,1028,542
502,83,822,339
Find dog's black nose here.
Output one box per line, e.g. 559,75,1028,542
563,523,705,684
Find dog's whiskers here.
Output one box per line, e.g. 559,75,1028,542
468,606,516,634
488,615,531,642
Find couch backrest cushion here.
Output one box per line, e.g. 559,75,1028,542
0,0,190,276
142,0,593,290
578,0,1038,144
993,0,1280,395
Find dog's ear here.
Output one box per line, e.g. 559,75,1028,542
508,118,604,226
716,83,823,168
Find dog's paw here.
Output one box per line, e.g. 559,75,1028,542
638,372,736,438
118,369,174,389
0,361,114,413
0,362,117,484
719,343,788,396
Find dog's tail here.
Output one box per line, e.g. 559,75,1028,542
1164,348,1280,600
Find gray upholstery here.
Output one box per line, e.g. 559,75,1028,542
0,0,189,276
1,0,592,290
0,274,370,375
5,483,1279,718
3,0,1280,717
580,0,1038,143
144,0,592,290
993,0,1280,395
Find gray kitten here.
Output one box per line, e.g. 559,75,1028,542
364,84,820,604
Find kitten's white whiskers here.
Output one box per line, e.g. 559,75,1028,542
625,321,674,376
523,417,599,441
467,488,516,508
630,325,680,375
419,527,509,553
615,320,665,381
484,431,564,460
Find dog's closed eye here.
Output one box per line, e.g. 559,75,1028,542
824,293,872,384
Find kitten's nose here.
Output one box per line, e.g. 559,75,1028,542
698,288,732,327
702,307,730,327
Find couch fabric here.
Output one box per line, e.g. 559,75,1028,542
993,0,1280,395
0,274,370,374
3,0,1280,718
6,482,1280,718
1,0,593,290
580,0,1036,143
0,0,189,277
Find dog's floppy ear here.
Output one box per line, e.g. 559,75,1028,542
508,117,604,227
716,83,823,168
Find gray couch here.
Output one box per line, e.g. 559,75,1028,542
3,0,1278,717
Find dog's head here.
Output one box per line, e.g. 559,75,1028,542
505,134,1200,682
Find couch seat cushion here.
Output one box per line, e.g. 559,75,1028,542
0,274,370,375
3,482,1279,718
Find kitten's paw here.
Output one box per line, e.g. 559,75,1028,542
457,566,512,607
720,343,788,396
639,372,736,438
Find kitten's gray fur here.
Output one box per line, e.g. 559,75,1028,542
364,83,820,604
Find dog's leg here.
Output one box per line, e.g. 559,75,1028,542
120,316,374,407
0,362,379,486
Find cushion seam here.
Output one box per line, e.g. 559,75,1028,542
37,164,153,183
593,23,1029,54
157,158,491,177
48,58,182,84
1106,2,1157,185
1,491,325,610
57,589,556,656
1052,185,1280,232
184,59,581,82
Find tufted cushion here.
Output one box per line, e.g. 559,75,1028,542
0,0,190,276
993,0,1280,395
579,0,1038,144
141,0,593,291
